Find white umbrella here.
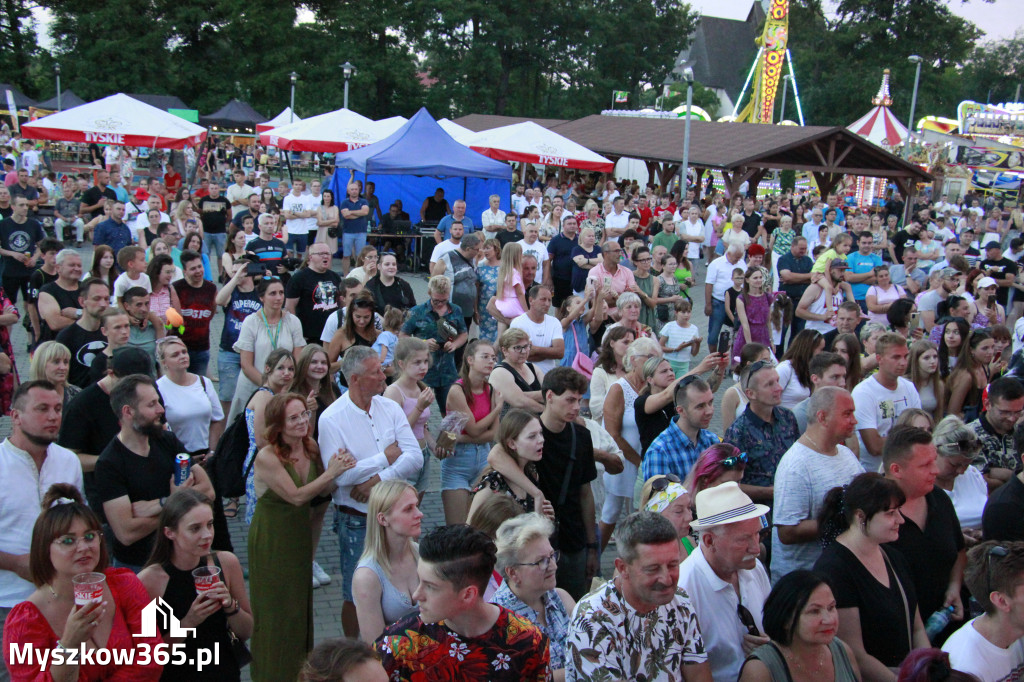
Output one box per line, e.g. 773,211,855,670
259,108,386,152
256,107,301,133
465,120,613,171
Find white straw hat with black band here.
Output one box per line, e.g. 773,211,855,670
690,481,770,531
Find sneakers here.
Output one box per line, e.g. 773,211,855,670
312,561,331,587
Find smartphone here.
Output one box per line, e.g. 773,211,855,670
246,261,265,277
909,311,920,331
717,328,732,355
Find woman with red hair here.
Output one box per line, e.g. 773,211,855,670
247,393,355,682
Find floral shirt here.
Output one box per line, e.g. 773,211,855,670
566,580,707,682
376,607,551,681
968,415,1019,473
493,583,570,672
723,405,800,488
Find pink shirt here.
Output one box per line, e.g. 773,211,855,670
586,262,636,314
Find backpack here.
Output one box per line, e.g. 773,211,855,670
209,389,260,498
448,250,477,314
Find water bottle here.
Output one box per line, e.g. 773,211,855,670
924,605,954,641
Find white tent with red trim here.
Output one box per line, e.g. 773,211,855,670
21,93,206,148
465,120,614,171
259,108,394,152
848,70,909,152
256,107,301,133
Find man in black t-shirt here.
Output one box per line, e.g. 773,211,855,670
534,368,598,601
37,250,84,344
55,278,112,388
26,238,60,345
285,244,340,342
740,196,763,240
196,180,230,276
95,374,213,569
891,221,922,264
980,242,1019,308
79,169,117,220
0,195,44,303
495,214,523,249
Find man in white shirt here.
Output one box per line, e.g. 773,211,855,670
225,168,256,218
510,285,564,374
678,482,771,681
281,180,313,255
132,194,169,234
851,332,922,471
510,184,528,219
604,197,630,238
480,194,506,239
306,180,323,237
518,222,550,283
704,245,746,348
679,205,705,261
772,387,863,580
942,541,1024,682
0,381,85,659
317,346,422,637
800,207,824,244
428,220,464,267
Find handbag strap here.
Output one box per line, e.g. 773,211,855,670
557,423,577,507
881,549,913,649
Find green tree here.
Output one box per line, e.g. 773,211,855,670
0,0,36,94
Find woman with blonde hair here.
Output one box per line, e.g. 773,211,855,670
907,339,945,421
490,328,545,416
352,480,422,643
932,415,987,542
493,242,528,338
494,513,575,681
29,340,79,409
639,474,695,557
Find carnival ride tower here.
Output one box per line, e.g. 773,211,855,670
733,0,805,125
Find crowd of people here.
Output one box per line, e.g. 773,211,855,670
2,148,1024,681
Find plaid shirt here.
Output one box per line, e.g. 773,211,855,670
640,422,721,481
724,405,800,488
968,415,1019,473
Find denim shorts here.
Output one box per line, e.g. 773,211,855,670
440,442,490,492
286,232,308,254
334,510,367,602
342,232,367,258
216,350,241,402
411,445,432,493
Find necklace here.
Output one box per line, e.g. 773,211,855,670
48,584,59,600
802,432,835,455
782,645,826,675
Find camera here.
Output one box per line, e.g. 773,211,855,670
280,256,303,271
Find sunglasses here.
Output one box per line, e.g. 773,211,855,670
650,473,682,493
721,452,748,469
743,359,776,389
987,545,1009,597
737,602,761,637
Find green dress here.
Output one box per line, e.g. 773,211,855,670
248,458,322,682
634,272,659,331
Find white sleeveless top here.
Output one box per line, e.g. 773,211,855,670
805,288,843,334
602,377,640,497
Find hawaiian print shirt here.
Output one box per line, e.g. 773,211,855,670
566,579,707,682
493,583,570,672
968,415,1020,473
375,606,551,681
724,405,800,488
400,301,467,388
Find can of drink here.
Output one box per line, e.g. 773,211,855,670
175,454,191,486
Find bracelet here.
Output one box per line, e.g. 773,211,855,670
223,599,240,616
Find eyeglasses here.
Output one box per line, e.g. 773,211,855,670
987,545,1009,597
651,473,682,493
737,602,761,637
511,344,530,353
53,531,100,550
515,551,559,570
429,297,448,306
721,452,748,469
286,410,313,425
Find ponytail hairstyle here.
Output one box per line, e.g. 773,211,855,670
817,472,905,547
458,339,495,405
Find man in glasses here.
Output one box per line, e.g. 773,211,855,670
772,386,862,581
968,377,1024,492
641,376,719,482
941,541,1024,680
723,359,799,505
586,239,637,321
285,242,341,343
567,512,711,681
982,422,1024,543
678,482,771,680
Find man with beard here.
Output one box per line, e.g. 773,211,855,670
55,277,111,388
94,374,213,571
0,381,84,667
641,376,720,482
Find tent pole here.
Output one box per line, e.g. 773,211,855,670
285,151,295,184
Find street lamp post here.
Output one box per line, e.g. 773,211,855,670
55,64,61,112
681,67,694,196
342,62,355,110
289,72,298,123
905,55,923,159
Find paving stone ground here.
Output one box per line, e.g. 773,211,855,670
4,250,731,678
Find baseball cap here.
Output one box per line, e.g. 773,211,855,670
977,276,998,289
937,267,958,280
110,346,155,378
829,259,849,270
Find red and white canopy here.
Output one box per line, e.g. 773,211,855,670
259,108,394,152
256,107,301,133
465,121,614,171
848,70,909,151
21,93,207,148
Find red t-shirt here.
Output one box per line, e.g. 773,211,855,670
164,171,182,195
172,279,217,351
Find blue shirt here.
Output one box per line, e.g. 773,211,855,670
437,214,475,239
400,301,467,387
846,251,882,300
493,583,570,672
640,422,721,481
93,219,132,254
723,405,800,488
340,198,369,234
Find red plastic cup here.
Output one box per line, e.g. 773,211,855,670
72,572,106,606
192,565,221,593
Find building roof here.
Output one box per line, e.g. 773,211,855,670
454,114,568,132
0,84,37,109
127,93,189,111
665,3,765,99
35,90,87,110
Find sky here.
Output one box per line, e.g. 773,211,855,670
692,0,1022,42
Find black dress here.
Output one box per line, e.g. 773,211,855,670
495,361,541,418
159,554,240,681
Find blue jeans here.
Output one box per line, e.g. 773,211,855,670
203,232,227,275
708,298,727,350
334,510,367,602
188,349,210,376
286,232,308,255
216,350,241,402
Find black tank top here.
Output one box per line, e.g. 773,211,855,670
159,554,240,681
424,196,449,222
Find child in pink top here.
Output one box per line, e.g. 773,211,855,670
494,242,529,336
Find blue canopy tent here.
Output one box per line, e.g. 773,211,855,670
328,108,512,230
